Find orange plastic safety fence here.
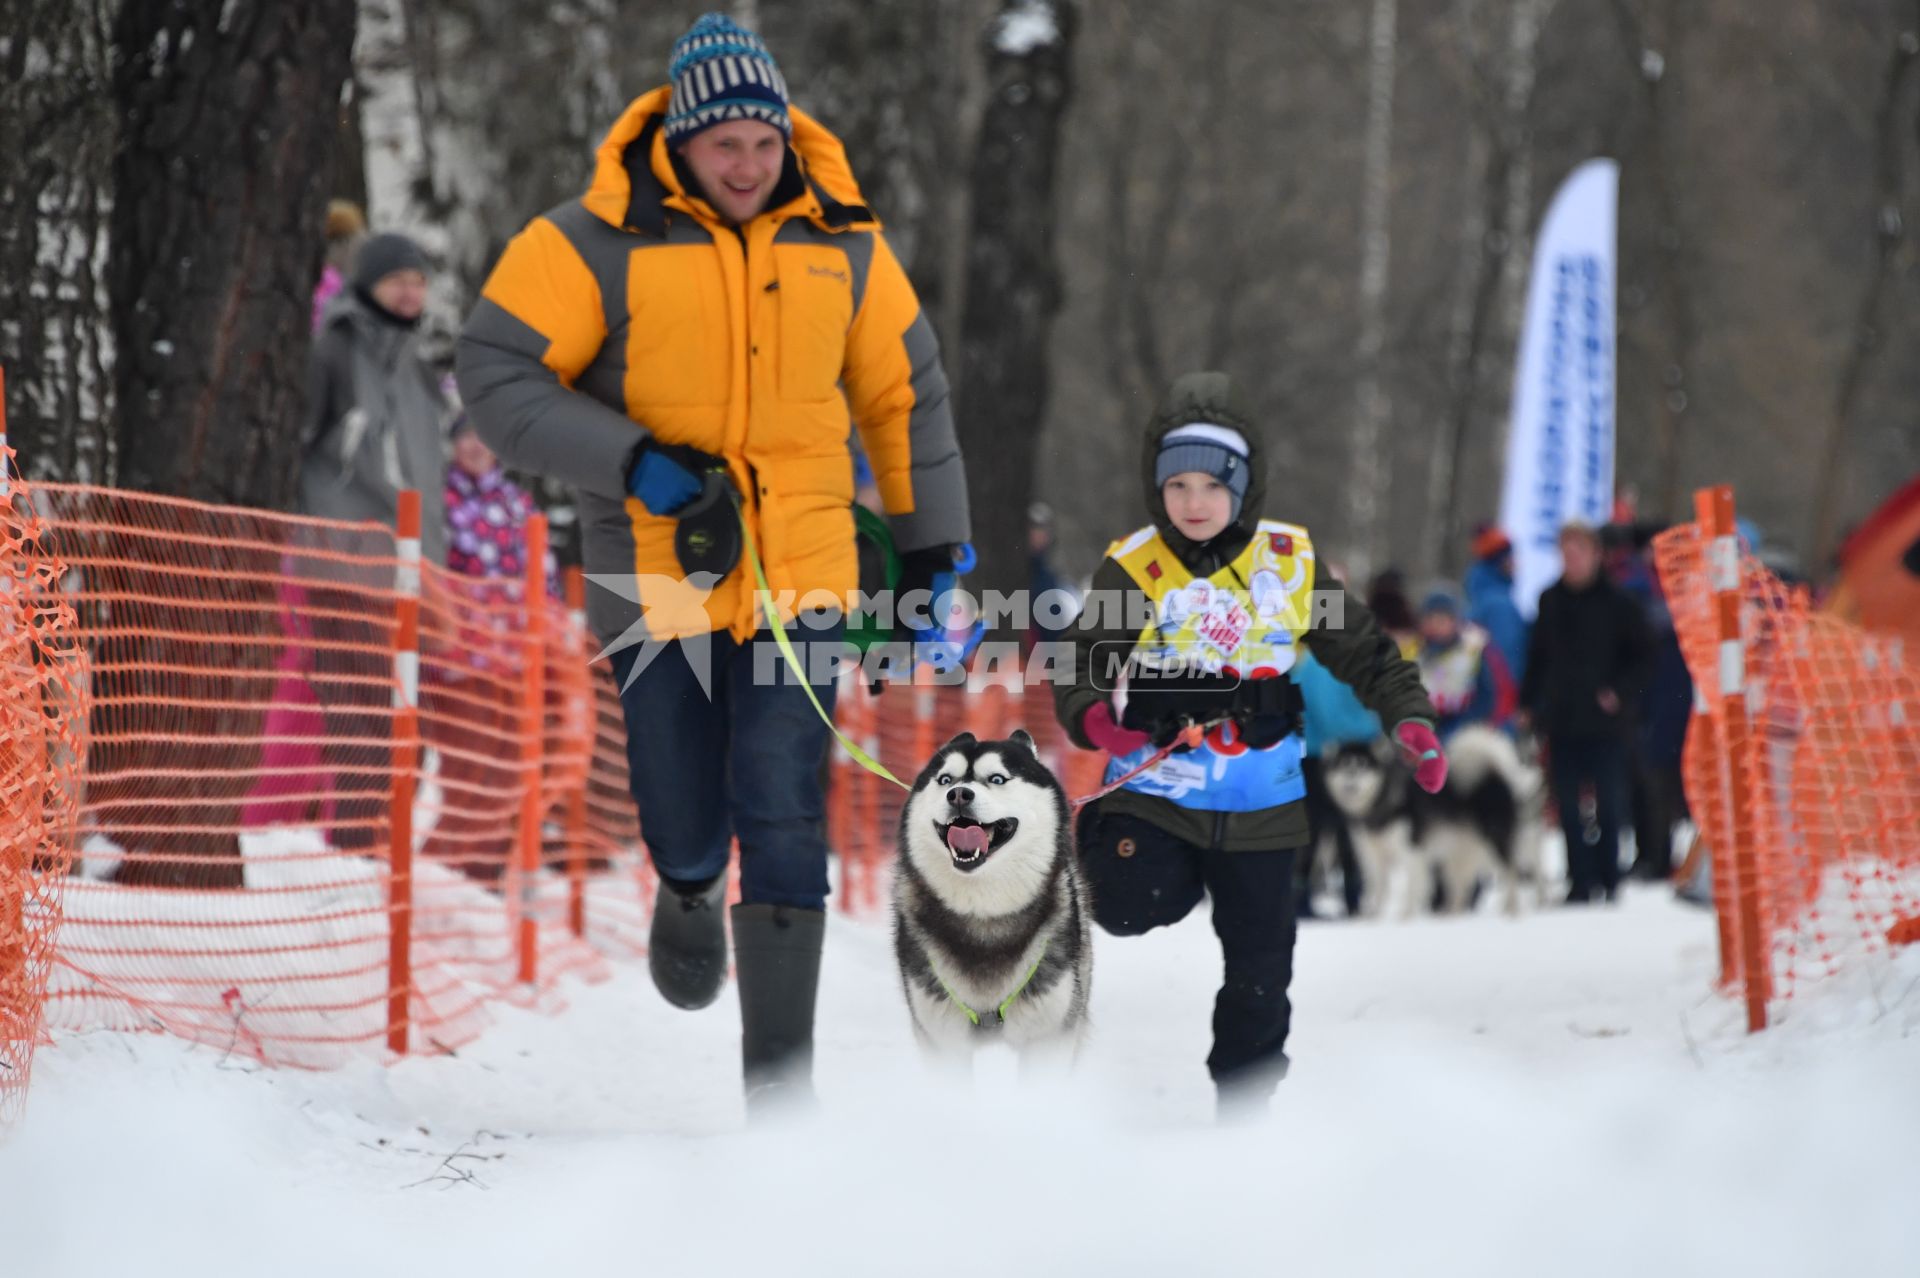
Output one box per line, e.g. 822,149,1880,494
2,470,1114,1103
1,458,87,1126
6,483,630,1069
553,659,657,957
1655,506,1920,1017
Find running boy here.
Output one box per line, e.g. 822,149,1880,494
1053,371,1445,1118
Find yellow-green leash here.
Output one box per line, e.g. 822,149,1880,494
733,493,911,792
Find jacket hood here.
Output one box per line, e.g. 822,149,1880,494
1139,370,1269,566
582,85,876,235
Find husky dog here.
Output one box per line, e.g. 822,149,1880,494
892,730,1091,1066
1322,725,1546,917
1321,739,1411,918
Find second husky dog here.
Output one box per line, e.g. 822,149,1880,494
1323,725,1546,917
892,730,1091,1066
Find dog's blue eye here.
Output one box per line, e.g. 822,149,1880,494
936,774,952,786
988,775,1006,785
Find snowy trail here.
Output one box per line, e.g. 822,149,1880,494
6,888,1917,1277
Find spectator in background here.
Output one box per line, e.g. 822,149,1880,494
248,202,374,833
1629,538,1693,881
421,415,555,881
1027,501,1077,649
1464,523,1529,688
299,231,449,852
312,199,366,332
443,416,553,586
1365,568,1420,659
1415,586,1515,739
1521,521,1651,903
302,231,449,549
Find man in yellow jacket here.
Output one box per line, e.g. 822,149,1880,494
456,12,971,1114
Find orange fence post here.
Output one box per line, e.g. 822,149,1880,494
1700,485,1770,1031
387,490,422,1056
564,566,589,939
516,514,549,986
1686,491,1739,994
1691,683,1737,991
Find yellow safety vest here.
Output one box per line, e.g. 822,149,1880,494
1417,624,1490,717
1101,521,1316,811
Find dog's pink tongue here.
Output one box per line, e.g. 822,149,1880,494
946,824,990,854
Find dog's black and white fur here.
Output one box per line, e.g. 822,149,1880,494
1322,725,1547,917
892,730,1091,1066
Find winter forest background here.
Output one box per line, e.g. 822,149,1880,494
4,0,1920,596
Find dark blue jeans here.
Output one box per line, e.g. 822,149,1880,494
608,619,845,910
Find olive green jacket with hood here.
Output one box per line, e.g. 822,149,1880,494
1052,372,1435,852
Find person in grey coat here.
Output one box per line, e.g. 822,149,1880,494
300,232,449,559
298,232,449,851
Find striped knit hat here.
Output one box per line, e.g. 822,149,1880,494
1155,423,1253,524
664,13,792,146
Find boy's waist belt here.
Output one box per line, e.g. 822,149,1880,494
1122,669,1304,736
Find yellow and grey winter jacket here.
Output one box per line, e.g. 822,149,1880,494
455,86,968,643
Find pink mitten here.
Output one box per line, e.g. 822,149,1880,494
1394,719,1448,794
1084,701,1153,756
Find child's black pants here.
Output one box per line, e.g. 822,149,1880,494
1077,806,1298,1091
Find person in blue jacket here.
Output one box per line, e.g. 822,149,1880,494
1464,524,1529,689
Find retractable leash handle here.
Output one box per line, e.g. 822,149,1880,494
673,467,744,581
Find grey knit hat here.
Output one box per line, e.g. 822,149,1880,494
350,232,430,292
1154,423,1253,523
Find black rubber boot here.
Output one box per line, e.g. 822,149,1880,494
648,873,729,1010
731,903,824,1120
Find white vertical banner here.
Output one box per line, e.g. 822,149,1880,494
1498,158,1618,618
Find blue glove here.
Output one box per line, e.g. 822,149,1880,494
627,440,723,516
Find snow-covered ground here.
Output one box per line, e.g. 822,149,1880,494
6,886,1917,1277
